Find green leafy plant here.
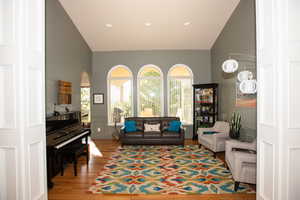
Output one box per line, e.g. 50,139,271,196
230,112,242,139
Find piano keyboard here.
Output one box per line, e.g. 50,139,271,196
55,130,89,149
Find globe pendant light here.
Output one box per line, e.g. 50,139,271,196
237,70,253,82
222,59,239,73
239,79,257,94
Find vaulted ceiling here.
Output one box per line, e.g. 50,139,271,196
59,0,240,51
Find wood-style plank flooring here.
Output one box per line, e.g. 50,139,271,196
48,139,256,200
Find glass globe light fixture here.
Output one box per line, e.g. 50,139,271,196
239,79,257,94
237,70,253,82
222,59,239,73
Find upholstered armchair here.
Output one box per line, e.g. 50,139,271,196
197,121,230,157
225,139,257,191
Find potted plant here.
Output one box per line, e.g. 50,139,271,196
230,112,242,139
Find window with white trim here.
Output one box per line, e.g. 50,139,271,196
138,65,163,117
107,65,133,125
80,72,91,123
81,87,91,123
168,65,193,124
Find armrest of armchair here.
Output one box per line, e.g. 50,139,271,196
232,148,256,154
197,127,214,136
226,139,256,152
214,132,230,142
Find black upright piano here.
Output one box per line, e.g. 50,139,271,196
46,111,91,188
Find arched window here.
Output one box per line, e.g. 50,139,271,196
168,64,193,124
107,65,133,125
138,65,163,117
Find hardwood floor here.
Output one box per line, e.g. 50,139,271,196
48,139,256,200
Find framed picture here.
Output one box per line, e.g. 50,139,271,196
93,93,104,104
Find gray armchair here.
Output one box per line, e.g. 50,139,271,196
197,121,230,157
225,139,257,191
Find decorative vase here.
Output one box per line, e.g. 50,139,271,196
229,129,240,139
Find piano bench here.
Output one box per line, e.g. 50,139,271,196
60,143,89,176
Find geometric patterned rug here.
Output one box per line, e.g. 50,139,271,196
89,145,254,194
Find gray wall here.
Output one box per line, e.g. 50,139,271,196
211,0,256,140
92,50,211,139
46,0,92,114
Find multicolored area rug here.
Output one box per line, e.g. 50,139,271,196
89,145,254,194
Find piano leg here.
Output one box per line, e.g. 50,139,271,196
73,154,77,176
47,150,54,188
85,136,89,167
60,156,64,176
48,180,54,189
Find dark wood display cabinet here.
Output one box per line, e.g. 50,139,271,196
193,83,218,140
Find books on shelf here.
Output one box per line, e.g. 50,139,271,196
195,88,214,103
193,83,218,140
196,116,215,123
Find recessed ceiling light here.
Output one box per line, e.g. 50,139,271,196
105,24,112,28
184,22,191,26
144,22,152,27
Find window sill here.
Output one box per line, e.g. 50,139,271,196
182,123,193,126
108,123,124,127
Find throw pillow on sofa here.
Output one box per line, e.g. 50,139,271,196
144,123,160,132
125,120,137,132
167,120,181,132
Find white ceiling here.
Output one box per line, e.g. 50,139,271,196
59,0,240,52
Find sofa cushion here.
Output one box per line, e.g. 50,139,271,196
161,120,171,131
144,123,160,132
167,120,181,132
143,131,161,138
124,120,137,132
143,119,161,124
125,131,143,138
144,120,161,128
135,119,144,131
162,131,180,138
